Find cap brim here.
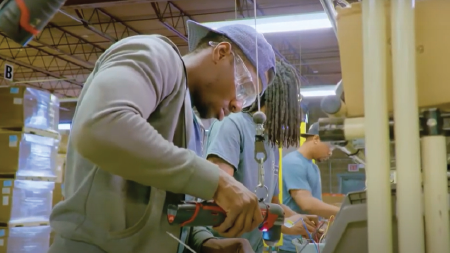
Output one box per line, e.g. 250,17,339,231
300,133,316,138
187,20,223,52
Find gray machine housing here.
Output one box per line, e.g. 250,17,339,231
322,182,450,253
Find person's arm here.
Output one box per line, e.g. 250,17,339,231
271,196,296,217
283,161,339,218
205,118,241,176
290,190,339,218
272,194,298,235
188,227,216,252
188,228,255,253
271,195,315,235
271,152,296,217
71,36,219,200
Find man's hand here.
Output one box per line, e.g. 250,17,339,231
283,214,317,236
201,238,254,253
303,215,319,226
213,170,263,238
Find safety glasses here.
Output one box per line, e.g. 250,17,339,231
209,41,257,108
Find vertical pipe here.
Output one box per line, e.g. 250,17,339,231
362,1,393,253
391,1,425,253
328,160,332,193
422,136,450,253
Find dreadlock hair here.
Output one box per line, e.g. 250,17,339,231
246,60,301,148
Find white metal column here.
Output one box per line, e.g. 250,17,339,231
391,1,425,253
422,135,450,253
362,1,393,253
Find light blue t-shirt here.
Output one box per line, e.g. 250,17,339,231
280,151,322,252
206,112,279,253
180,111,206,253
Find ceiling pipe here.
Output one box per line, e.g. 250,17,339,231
59,98,79,102
318,1,347,120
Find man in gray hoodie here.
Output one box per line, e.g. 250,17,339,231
49,20,276,253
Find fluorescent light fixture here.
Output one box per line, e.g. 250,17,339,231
58,123,71,130
301,85,336,97
301,90,335,97
201,12,332,34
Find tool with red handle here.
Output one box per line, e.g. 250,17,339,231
0,0,66,46
167,201,284,246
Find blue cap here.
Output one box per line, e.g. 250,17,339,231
186,20,276,92
301,122,319,138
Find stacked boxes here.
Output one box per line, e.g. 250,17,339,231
50,131,69,245
0,87,60,253
54,130,68,207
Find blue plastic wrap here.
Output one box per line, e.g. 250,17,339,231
23,88,59,133
16,133,59,178
0,87,59,133
4,225,51,253
8,180,55,224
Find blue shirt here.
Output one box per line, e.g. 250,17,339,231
180,111,206,253
188,113,205,157
280,151,322,252
206,112,279,253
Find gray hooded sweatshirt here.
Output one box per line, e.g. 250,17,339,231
49,35,220,253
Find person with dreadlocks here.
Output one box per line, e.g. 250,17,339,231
205,60,317,253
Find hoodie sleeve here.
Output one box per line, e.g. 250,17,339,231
70,36,220,200
187,227,215,252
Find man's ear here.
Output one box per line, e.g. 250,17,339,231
313,135,320,143
214,42,232,61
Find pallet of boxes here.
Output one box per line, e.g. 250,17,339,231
51,126,68,245
0,87,60,253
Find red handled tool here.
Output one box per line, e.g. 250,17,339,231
0,0,66,46
167,201,284,245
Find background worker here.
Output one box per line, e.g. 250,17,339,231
206,61,317,253
49,20,276,253
183,111,253,252
279,122,339,253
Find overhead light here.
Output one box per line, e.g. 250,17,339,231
58,123,71,130
301,90,335,97
301,85,336,97
201,12,332,34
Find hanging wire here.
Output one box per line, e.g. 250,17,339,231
234,0,261,112
253,0,261,112
235,0,238,19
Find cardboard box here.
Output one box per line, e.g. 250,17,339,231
0,179,54,224
322,193,345,207
336,1,450,117
52,183,63,208
49,230,55,246
58,130,69,154
56,154,66,184
0,131,58,177
0,225,51,253
0,87,59,132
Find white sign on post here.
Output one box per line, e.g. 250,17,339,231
4,64,13,81
348,163,359,172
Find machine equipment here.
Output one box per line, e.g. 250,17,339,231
321,183,450,253
316,108,450,253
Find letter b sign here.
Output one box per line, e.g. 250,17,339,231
4,64,13,81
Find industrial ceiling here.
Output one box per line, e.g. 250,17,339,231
0,0,341,100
